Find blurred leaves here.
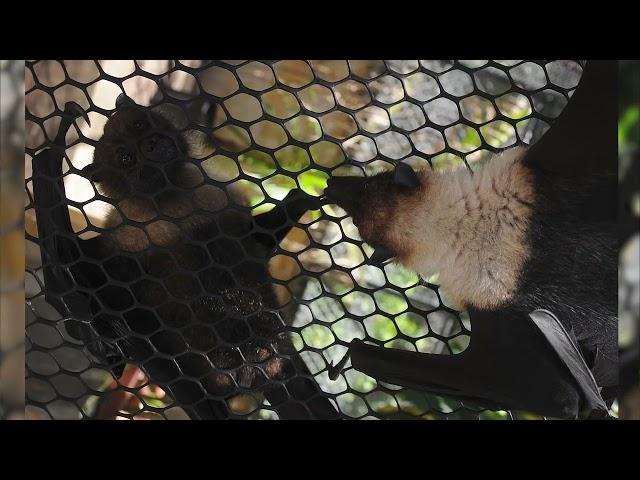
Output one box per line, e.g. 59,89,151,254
619,105,639,149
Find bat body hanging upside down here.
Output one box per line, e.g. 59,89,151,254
324,61,618,419
31,95,338,420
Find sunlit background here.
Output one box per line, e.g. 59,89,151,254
618,60,639,420
1,59,25,419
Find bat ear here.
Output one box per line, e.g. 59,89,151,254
116,93,133,109
394,162,420,189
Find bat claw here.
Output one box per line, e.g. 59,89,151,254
327,347,352,381
64,101,91,127
327,362,340,381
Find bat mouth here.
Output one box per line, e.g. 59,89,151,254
325,177,373,232
81,162,102,182
324,176,365,212
139,133,179,163
80,163,166,197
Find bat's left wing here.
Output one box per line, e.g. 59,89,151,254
329,307,604,419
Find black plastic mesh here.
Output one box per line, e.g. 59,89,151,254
24,60,584,420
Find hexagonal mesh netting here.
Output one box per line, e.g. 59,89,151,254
25,60,584,420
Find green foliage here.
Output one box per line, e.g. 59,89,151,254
619,105,639,148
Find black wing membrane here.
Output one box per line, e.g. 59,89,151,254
332,309,587,418
32,103,91,318
32,103,127,373
523,60,617,177
32,104,106,330
529,310,609,415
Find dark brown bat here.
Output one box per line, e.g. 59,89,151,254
32,95,338,419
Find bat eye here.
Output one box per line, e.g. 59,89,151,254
120,152,135,168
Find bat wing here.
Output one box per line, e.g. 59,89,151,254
32,104,124,371
330,307,607,418
32,106,94,320
522,60,617,177
528,310,610,416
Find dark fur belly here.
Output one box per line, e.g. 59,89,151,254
498,171,618,390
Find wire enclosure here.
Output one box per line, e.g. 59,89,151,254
24,60,584,420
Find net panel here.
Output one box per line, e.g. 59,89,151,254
24,60,583,420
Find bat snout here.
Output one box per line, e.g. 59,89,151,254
324,176,365,211
81,162,105,183
140,133,178,163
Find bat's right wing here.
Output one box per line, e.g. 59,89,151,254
32,103,94,320
32,103,125,371
529,309,610,417
523,60,617,178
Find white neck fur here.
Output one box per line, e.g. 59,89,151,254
394,147,536,310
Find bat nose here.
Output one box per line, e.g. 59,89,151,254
81,162,102,182
140,134,177,162
324,176,362,207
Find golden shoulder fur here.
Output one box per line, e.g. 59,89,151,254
392,147,536,311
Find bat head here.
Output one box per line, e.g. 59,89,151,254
83,94,189,200
324,163,424,262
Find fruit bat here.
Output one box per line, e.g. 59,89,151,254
324,61,618,419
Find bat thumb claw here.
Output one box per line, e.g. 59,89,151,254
64,101,91,127
327,347,352,381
